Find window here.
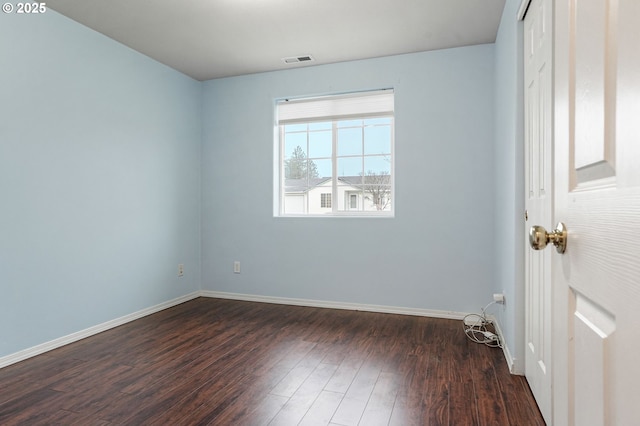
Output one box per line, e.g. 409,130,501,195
321,193,332,208
276,90,394,216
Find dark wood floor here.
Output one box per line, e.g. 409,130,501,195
0,298,544,425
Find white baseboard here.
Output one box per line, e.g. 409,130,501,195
0,292,200,369
503,343,521,374
487,314,522,375
200,290,469,320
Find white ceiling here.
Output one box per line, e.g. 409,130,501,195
47,0,507,81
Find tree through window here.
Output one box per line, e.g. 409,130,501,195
284,145,319,179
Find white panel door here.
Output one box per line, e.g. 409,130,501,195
552,0,640,424
523,0,553,422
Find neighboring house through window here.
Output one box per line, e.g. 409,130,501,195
276,90,394,216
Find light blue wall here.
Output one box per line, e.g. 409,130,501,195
494,0,525,372
201,45,497,313
0,12,202,357
1,8,520,363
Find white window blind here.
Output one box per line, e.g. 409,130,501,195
277,89,394,125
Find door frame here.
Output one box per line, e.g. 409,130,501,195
519,0,555,423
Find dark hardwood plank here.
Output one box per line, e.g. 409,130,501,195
450,381,481,425
0,297,545,425
0,388,67,425
468,342,511,426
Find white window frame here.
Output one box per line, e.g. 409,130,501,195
274,89,394,217
320,193,332,208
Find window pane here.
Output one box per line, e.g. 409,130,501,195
283,193,306,214
364,125,391,155
285,159,313,180
313,159,332,179
337,157,362,177
284,133,307,160
309,121,332,131
364,156,391,175
338,175,362,187
309,184,332,214
362,185,392,211
285,123,307,132
336,190,363,212
309,130,332,159
337,127,362,156
350,194,358,209
364,117,392,126
284,146,316,180
337,119,362,128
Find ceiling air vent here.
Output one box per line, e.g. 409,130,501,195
282,55,315,64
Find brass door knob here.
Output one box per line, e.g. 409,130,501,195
529,222,567,254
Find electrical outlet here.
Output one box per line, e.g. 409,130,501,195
493,293,505,304
233,261,240,274
178,264,184,277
